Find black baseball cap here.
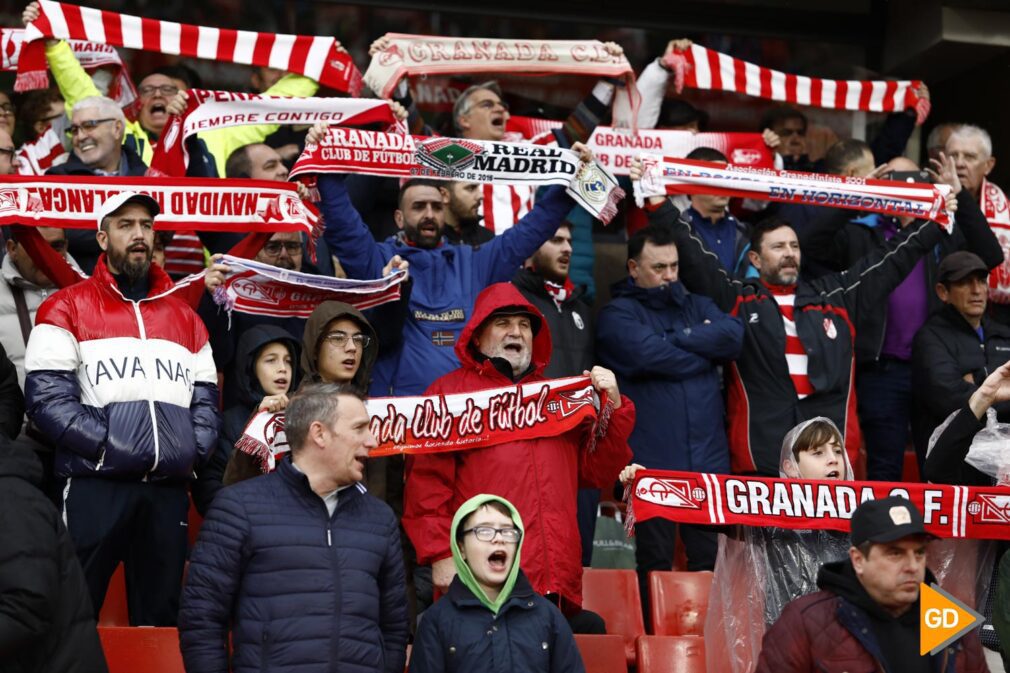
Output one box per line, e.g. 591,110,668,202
850,496,929,547
937,251,988,285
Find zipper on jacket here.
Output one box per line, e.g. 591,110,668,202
327,528,332,547
130,300,161,475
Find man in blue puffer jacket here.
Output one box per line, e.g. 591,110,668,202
24,192,221,626
317,143,594,397
179,383,408,673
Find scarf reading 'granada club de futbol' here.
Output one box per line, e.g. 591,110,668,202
663,43,930,125
627,469,1010,541
16,0,362,95
635,155,953,229
0,175,320,236
237,375,614,470
363,34,640,129
148,91,397,177
289,127,625,224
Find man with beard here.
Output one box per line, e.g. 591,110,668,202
442,182,493,246
23,192,220,626
318,144,593,397
634,160,957,477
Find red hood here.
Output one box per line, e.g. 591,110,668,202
455,282,552,375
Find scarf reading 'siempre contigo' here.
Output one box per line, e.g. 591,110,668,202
16,0,362,94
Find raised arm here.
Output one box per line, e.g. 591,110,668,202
317,174,390,279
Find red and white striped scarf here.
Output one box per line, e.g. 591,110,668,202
2,27,138,109
15,126,68,176
148,90,396,177
663,44,929,125
16,1,362,95
764,284,813,399
979,179,1010,304
364,34,639,128
213,254,406,319
635,156,952,228
291,127,625,224
0,175,319,236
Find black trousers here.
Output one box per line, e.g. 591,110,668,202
634,518,717,629
61,476,189,626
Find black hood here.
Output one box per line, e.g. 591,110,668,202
0,438,43,487
234,324,302,407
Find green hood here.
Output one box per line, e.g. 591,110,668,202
450,494,524,615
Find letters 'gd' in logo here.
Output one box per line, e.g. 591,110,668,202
416,138,483,173
920,583,983,656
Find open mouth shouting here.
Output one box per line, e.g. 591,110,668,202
487,549,509,573
824,469,841,480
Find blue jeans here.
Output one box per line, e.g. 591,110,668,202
857,358,913,481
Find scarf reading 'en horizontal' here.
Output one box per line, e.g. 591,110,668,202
0,175,320,237
635,155,952,229
237,375,614,471
289,127,625,224
627,469,1010,541
212,254,406,319
663,43,930,125
16,0,362,95
363,33,640,129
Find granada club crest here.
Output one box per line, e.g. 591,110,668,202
635,477,704,509
969,494,1010,524
545,387,596,419
231,277,284,304
416,138,483,173
823,317,837,340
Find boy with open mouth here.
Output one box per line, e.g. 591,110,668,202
409,494,585,673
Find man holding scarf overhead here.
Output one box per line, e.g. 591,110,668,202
403,282,635,631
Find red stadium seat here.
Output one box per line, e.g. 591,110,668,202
637,635,706,673
648,570,713,636
98,563,129,627
581,568,645,665
98,627,185,673
573,634,628,673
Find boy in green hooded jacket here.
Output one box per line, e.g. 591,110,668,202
409,494,585,673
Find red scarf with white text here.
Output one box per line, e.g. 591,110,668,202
979,179,1010,304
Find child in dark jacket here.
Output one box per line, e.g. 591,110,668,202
409,494,585,673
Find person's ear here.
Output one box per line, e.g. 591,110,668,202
849,545,865,574
985,156,996,177
457,114,470,132
96,228,109,251
393,209,405,231
747,248,762,271
308,420,328,449
935,282,949,303
4,238,16,257
628,257,639,279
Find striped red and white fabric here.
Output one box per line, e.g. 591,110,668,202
16,0,362,95
664,44,929,124
15,127,68,175
481,124,557,234
162,231,205,278
766,288,814,399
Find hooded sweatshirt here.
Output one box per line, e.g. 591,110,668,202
450,494,525,614
300,301,379,391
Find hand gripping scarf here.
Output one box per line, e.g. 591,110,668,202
627,469,1010,541
148,90,397,177
363,33,640,128
290,126,625,224
635,155,953,229
663,43,930,125
16,0,362,95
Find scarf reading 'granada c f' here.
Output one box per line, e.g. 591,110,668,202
663,44,930,125
627,469,1010,541
16,0,362,95
238,375,614,471
0,175,319,236
148,90,397,177
290,127,625,224
364,34,640,128
635,155,953,228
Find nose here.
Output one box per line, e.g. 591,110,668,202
560,240,573,254
277,166,290,180
364,429,378,449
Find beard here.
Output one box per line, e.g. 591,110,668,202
405,218,443,249
272,257,297,271
487,341,532,377
766,258,799,285
107,243,152,283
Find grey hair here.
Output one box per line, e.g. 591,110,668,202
925,122,959,152
71,96,126,125
452,80,503,134
284,382,364,454
947,124,992,159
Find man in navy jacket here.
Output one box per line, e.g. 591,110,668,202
597,222,743,618
179,383,408,673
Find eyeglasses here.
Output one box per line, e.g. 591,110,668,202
0,147,15,159
139,84,180,98
467,99,509,114
463,526,521,543
321,331,371,349
777,128,806,138
66,118,117,137
0,103,14,116
261,241,303,256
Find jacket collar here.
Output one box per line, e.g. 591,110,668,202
446,570,538,614
276,455,364,511
91,253,175,301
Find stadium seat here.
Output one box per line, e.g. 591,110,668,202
573,634,627,673
648,570,713,636
99,627,185,673
637,635,706,673
581,568,645,665
98,563,129,627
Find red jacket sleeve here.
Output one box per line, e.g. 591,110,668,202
577,395,634,489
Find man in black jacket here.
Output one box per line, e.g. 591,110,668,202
0,440,107,673
635,160,956,477
911,251,1010,465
